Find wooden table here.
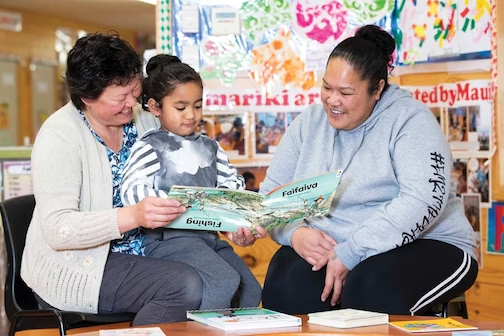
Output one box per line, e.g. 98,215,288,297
69,315,504,336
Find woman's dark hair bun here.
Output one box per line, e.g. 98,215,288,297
145,54,182,76
355,25,396,58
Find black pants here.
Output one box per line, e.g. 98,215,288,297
98,252,203,326
34,252,203,326
262,239,478,315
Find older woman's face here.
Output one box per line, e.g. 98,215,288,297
82,77,141,126
321,57,383,131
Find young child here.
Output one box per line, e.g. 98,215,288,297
120,54,262,309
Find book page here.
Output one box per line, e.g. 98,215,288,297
165,169,342,232
259,170,343,231
167,187,264,232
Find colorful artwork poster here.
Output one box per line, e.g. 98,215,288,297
402,80,493,155
426,0,460,58
394,0,491,65
457,0,492,54
171,0,395,88
203,113,249,159
461,193,482,267
172,1,253,88
249,29,316,95
452,158,467,196
448,103,491,152
254,112,286,157
290,0,348,46
447,106,469,142
470,101,491,151
170,0,491,87
466,157,490,207
487,202,504,254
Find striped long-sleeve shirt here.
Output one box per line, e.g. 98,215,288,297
120,129,244,206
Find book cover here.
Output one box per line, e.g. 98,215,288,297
186,307,302,331
453,331,504,336
166,169,343,232
307,308,389,328
389,318,478,333
99,327,165,335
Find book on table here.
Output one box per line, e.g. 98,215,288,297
452,331,504,336
166,169,343,232
98,327,165,335
389,318,478,333
186,307,302,331
307,308,389,328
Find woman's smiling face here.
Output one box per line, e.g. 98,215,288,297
321,57,384,131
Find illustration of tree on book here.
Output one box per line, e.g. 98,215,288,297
166,169,343,232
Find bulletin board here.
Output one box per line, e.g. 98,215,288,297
170,0,492,92
164,0,497,200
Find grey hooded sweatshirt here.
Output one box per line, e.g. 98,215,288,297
260,84,477,270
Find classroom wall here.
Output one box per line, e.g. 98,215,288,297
397,70,503,321
0,7,140,334
463,0,504,322
0,6,137,145
1,0,502,324
0,6,137,60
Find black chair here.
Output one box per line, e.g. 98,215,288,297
1,194,135,336
441,295,468,318
423,295,468,318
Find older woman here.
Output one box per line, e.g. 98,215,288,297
20,32,262,326
261,25,477,315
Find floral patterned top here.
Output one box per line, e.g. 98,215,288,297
79,110,145,255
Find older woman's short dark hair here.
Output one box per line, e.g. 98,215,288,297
65,32,143,111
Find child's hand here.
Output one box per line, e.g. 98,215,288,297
223,226,267,246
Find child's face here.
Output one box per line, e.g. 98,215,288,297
155,82,203,136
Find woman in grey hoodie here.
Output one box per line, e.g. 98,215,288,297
261,25,478,316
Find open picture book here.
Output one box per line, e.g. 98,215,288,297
166,169,343,232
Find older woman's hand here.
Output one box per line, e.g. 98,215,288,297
118,196,187,233
223,226,267,247
137,196,187,229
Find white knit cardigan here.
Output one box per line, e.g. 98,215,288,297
21,102,158,313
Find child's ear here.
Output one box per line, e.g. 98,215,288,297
147,98,161,116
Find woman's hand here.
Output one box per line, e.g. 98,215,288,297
313,250,349,306
291,227,336,266
118,196,186,233
223,226,267,247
